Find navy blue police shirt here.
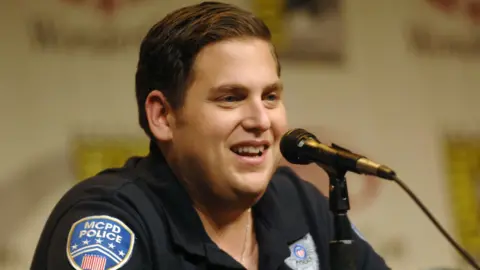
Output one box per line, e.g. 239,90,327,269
31,142,390,270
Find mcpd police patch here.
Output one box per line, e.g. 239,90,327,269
66,215,135,270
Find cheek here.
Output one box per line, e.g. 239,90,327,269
270,109,288,137
198,110,239,137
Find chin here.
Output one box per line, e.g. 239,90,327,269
234,169,274,194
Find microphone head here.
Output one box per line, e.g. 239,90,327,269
280,128,318,165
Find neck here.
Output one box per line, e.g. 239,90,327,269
195,204,256,267
195,203,251,234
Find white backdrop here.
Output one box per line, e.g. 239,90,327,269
0,0,479,269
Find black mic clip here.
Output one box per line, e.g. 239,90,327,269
326,154,357,270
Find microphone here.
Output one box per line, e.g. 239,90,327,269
281,128,480,270
280,128,397,180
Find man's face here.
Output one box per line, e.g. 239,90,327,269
169,38,288,203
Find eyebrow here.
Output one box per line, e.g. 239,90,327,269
209,81,284,94
265,81,284,93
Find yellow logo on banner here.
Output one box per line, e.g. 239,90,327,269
444,135,480,265
71,135,149,181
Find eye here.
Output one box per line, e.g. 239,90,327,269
264,93,278,101
215,94,245,108
263,92,281,108
221,95,241,102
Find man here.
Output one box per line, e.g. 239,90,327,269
31,2,390,269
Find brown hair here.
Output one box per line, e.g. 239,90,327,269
135,1,280,138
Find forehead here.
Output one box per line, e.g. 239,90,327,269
189,38,280,92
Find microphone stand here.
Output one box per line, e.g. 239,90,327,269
327,166,356,270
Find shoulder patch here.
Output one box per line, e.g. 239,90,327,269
66,215,135,270
285,233,320,270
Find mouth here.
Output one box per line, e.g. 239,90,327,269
230,143,270,157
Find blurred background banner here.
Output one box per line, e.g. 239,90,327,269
27,0,157,54
25,0,345,61
252,0,345,62
444,133,480,267
409,0,480,57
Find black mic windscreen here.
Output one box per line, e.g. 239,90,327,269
280,128,315,165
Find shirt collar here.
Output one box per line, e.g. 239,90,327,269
139,141,209,256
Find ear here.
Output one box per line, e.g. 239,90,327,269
145,90,174,142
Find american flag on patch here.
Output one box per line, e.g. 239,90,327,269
80,254,107,270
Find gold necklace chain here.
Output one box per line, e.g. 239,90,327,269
240,208,252,266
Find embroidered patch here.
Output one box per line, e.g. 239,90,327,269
66,215,135,270
285,233,320,270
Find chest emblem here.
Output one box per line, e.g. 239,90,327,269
285,233,320,270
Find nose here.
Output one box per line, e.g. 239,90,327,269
241,99,271,134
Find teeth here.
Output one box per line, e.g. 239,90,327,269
232,145,266,155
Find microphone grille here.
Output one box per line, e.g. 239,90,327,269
280,128,314,165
